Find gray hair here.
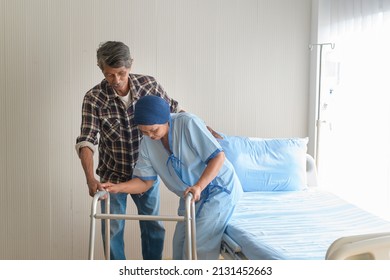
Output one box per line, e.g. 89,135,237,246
96,41,133,70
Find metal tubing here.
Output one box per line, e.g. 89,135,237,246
88,191,108,260
185,193,192,259
190,199,197,260
96,213,186,222
104,192,110,260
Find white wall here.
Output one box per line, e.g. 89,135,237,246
0,0,312,260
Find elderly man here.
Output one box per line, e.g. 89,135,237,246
76,41,182,260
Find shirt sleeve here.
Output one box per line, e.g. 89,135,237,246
75,94,100,155
132,139,158,181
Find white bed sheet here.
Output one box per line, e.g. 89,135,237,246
224,189,390,260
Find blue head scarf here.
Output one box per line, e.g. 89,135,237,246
134,95,170,125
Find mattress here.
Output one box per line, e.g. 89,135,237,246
224,189,390,260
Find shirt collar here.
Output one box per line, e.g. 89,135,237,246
102,75,135,101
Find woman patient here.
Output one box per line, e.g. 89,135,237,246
102,95,242,260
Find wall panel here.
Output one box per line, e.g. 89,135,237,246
0,0,311,259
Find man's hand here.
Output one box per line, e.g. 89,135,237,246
87,177,102,197
206,126,223,139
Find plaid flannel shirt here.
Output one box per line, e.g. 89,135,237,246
76,74,180,183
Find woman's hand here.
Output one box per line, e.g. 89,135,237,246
101,178,154,195
101,181,118,193
184,185,202,202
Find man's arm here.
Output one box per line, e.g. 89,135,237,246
79,146,101,197
76,93,102,196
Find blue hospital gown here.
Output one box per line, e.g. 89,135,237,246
133,113,243,259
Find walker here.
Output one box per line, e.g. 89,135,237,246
88,191,197,260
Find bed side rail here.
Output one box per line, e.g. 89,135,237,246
220,233,248,260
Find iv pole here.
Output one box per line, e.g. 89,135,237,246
309,42,335,169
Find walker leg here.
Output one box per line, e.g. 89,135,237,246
88,194,99,260
88,191,108,260
104,194,110,260
184,193,197,260
190,201,197,260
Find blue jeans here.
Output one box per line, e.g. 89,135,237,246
100,180,165,260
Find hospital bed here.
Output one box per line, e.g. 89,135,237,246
218,135,390,260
